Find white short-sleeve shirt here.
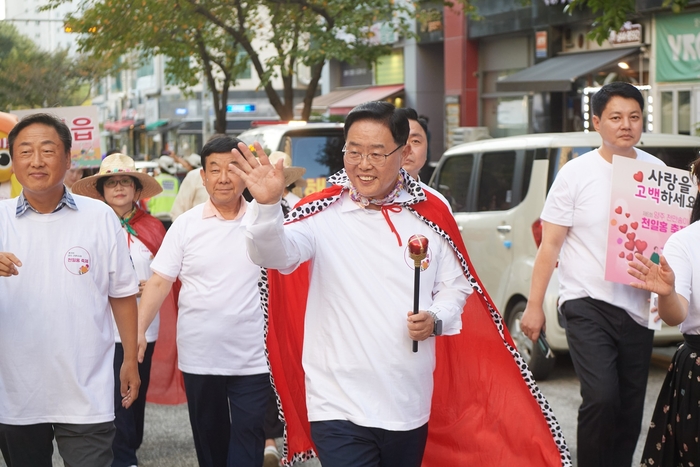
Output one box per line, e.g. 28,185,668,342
541,149,664,325
661,221,700,335
0,195,139,425
151,201,267,376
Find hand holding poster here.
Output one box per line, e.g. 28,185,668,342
605,156,693,291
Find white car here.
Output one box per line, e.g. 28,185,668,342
429,131,700,379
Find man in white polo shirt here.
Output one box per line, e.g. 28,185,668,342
0,113,140,466
138,134,268,467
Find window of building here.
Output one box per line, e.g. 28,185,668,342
659,88,694,135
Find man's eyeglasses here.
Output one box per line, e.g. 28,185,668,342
104,177,134,188
342,144,404,167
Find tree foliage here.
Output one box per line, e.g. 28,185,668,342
47,0,476,125
56,0,250,133
0,23,103,111
566,0,690,44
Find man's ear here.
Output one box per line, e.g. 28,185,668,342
591,115,600,132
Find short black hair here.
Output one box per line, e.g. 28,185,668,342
96,175,143,197
200,134,244,169
396,107,428,137
8,113,72,158
591,82,644,118
344,101,409,147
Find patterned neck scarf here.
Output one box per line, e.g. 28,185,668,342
119,205,139,237
348,175,404,208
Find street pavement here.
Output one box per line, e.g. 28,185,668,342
0,346,677,467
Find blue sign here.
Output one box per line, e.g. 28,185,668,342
227,104,256,113
175,108,188,115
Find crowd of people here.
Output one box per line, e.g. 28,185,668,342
0,82,699,467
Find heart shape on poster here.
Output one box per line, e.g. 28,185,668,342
633,171,644,182
619,252,625,258
625,240,635,251
619,224,628,233
627,253,634,261
630,222,638,230
625,213,631,218
615,206,622,214
626,232,636,241
635,240,648,254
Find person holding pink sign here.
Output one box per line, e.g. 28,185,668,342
521,82,664,467
628,158,700,466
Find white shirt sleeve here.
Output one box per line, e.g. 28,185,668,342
150,220,184,281
540,164,575,227
245,201,315,274
663,235,692,303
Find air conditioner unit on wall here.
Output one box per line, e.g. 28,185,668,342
448,127,491,148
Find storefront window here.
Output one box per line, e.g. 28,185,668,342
661,92,673,134
679,91,691,135
484,96,529,138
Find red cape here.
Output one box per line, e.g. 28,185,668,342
265,186,570,466
130,209,187,405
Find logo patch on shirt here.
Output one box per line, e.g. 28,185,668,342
403,245,432,271
64,247,91,275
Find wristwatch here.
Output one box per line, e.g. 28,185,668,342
428,311,442,337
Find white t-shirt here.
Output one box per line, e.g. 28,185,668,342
541,149,663,325
246,191,472,431
113,233,160,343
151,201,267,376
0,195,139,425
661,221,700,335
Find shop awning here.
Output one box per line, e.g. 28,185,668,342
145,119,169,132
104,119,135,132
329,84,405,115
294,87,369,113
496,47,640,93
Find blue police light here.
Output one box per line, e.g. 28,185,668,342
227,104,256,113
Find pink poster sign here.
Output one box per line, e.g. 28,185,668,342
12,106,101,168
605,155,694,284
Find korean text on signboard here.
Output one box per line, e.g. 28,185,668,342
605,156,693,285
12,106,101,168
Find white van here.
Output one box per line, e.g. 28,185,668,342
428,132,700,379
238,122,345,196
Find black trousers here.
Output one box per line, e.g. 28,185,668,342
310,420,428,467
0,421,115,467
562,297,654,467
112,341,155,467
182,372,268,467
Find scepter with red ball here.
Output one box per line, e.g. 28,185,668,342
408,234,428,353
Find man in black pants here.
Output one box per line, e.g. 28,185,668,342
521,82,660,467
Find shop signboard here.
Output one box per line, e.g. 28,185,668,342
656,12,700,82
12,106,101,167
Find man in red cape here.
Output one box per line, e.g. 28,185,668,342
233,101,570,467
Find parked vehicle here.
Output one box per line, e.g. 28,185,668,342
428,131,700,379
238,122,345,196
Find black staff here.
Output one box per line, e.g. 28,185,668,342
408,234,428,353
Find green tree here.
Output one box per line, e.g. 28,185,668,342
59,0,249,134
50,0,476,124
565,0,689,44
0,23,108,110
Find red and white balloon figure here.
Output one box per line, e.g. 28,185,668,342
408,234,429,353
